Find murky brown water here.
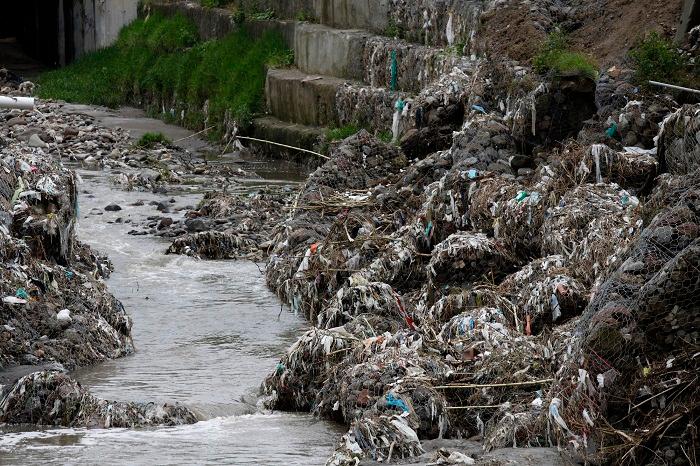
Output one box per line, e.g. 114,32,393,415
0,112,341,465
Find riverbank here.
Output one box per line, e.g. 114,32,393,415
254,52,699,466
1,72,343,463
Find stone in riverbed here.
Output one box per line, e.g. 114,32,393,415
105,204,122,212
28,133,48,148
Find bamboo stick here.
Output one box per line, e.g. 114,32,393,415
236,135,330,159
434,378,554,389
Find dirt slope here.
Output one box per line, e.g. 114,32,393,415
478,0,684,67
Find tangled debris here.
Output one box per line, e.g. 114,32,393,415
0,371,197,427
257,54,700,464
1,78,212,428
1,104,134,371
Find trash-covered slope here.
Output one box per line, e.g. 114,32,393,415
259,55,699,465
1,78,133,372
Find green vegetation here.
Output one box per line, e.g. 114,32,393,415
38,13,292,138
385,18,404,40
295,10,316,22
377,130,393,143
533,31,598,80
136,132,171,148
201,0,228,7
629,32,697,88
326,124,362,142
248,9,275,20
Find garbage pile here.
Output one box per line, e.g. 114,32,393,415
1,111,134,371
552,169,700,464
261,53,699,463
658,104,700,175
0,68,34,96
2,75,254,195
0,371,196,427
165,188,290,260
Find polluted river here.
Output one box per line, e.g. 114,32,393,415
0,106,341,464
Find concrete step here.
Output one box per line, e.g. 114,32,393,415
294,23,368,81
265,68,349,127
294,22,473,93
225,0,484,47
252,116,324,151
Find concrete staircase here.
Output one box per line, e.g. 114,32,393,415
150,0,484,161
253,22,404,159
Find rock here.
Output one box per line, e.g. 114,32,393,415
7,117,27,126
158,217,174,230
510,154,533,170
28,133,48,148
185,218,208,233
156,202,170,213
104,204,122,212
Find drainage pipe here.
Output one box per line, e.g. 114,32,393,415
0,96,35,110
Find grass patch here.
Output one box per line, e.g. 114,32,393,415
135,132,171,148
201,0,229,7
296,10,316,22
377,130,393,143
533,31,598,80
38,13,291,138
326,124,362,141
629,32,698,89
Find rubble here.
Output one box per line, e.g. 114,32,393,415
0,79,205,429
0,105,134,370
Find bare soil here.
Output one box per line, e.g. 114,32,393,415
478,0,684,67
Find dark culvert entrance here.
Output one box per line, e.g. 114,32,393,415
0,0,66,79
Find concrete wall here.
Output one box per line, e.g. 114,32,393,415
677,0,700,42
96,0,140,49
67,0,139,62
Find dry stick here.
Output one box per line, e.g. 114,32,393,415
236,135,330,160
172,126,214,143
445,405,503,410
434,378,554,389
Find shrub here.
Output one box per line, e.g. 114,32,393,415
326,125,361,141
533,31,598,80
136,132,171,148
629,32,688,86
201,0,228,8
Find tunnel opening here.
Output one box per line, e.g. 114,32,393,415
0,0,83,79
0,1,62,78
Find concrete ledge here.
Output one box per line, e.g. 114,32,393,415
294,23,368,80
265,68,348,127
146,1,296,47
